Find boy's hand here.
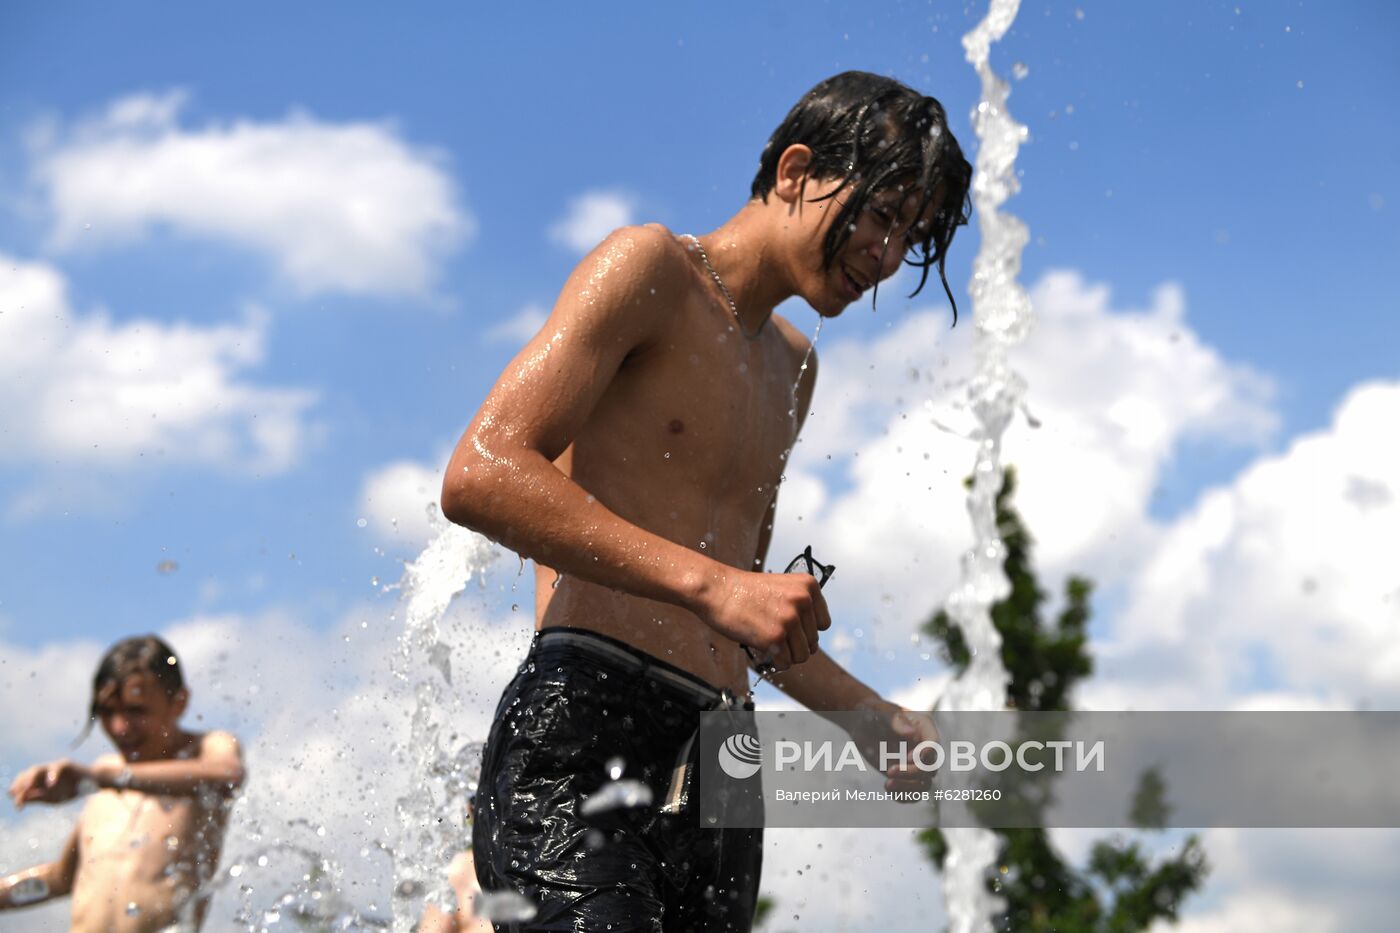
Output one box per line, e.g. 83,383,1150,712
848,701,941,796
697,567,831,672
879,708,941,794
8,759,92,808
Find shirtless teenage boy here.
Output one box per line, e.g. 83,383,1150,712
2,635,245,931
442,71,971,931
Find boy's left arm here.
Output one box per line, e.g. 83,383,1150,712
765,650,938,792
10,732,245,806
93,731,246,798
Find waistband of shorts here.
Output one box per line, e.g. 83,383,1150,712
531,626,725,707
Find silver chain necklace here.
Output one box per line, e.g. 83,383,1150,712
683,234,763,340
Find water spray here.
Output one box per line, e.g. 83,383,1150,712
940,1,1034,931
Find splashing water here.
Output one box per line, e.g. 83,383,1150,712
474,889,540,923
940,2,1034,932
774,315,823,494
789,317,823,423
223,842,390,930
578,779,655,817
202,506,499,927
388,504,498,931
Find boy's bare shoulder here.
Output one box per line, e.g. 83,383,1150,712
93,751,124,769
558,224,694,350
770,313,819,371
588,223,691,291
197,730,242,758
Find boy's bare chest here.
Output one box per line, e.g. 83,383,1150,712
581,308,803,499
79,791,214,875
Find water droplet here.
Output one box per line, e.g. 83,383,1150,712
1012,61,1029,80
698,541,706,549
356,517,367,528
228,864,244,878
605,757,625,780
126,902,140,917
474,890,539,922
579,779,653,816
9,877,49,905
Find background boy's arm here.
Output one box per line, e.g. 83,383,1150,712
0,825,78,910
441,226,825,670
9,731,245,806
94,731,245,798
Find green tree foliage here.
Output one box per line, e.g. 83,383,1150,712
752,894,775,929
919,468,1208,932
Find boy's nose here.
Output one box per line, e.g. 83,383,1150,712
869,237,904,281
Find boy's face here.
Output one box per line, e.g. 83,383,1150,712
793,175,945,317
96,672,187,762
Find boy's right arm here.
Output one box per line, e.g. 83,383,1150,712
441,226,826,670
0,825,78,910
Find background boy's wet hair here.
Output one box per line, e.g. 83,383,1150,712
751,70,974,320
78,634,185,742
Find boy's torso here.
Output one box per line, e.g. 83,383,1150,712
535,228,810,695
69,782,228,932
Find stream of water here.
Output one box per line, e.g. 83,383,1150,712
938,1,1035,931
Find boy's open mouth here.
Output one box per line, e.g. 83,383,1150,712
841,266,869,300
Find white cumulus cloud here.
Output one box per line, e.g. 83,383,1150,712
0,254,317,494
1087,379,1400,711
357,456,448,548
32,90,470,298
485,303,548,345
548,189,635,254
776,269,1276,688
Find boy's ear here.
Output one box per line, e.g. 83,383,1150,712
773,144,815,205
171,688,190,719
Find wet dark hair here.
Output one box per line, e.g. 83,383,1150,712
77,635,185,742
751,71,973,321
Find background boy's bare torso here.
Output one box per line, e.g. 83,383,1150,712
69,749,230,932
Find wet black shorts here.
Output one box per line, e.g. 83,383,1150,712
473,627,764,932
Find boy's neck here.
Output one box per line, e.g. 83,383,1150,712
123,727,197,763
697,202,799,328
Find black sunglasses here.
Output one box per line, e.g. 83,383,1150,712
742,546,835,684
784,545,836,588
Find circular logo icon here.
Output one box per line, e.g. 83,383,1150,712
717,733,763,779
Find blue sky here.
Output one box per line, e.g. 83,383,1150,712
2,2,1398,929
1,1,1395,645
